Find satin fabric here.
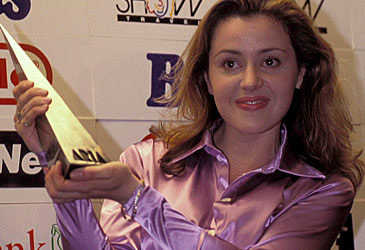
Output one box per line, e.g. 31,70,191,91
54,124,354,250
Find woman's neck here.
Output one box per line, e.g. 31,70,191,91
213,123,281,182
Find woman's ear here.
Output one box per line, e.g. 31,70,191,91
296,67,306,89
204,71,213,94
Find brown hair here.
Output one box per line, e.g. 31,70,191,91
151,0,364,188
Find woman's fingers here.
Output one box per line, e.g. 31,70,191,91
67,164,128,192
44,162,121,201
14,102,50,130
17,88,50,119
13,80,34,100
13,81,34,127
13,81,53,153
70,162,124,180
44,162,89,203
17,87,49,110
14,81,50,119
44,161,139,203
15,86,48,125
22,101,51,125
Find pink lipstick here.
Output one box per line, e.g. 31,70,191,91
235,96,270,111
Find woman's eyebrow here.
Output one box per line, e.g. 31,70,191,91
213,47,288,58
213,49,241,58
260,47,288,54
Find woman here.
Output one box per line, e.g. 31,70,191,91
13,0,364,249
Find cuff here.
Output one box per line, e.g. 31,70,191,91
36,151,48,167
122,181,146,220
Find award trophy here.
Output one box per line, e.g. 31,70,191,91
0,24,109,178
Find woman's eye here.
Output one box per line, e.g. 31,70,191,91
263,58,280,68
224,60,238,69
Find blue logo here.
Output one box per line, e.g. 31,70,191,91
0,0,31,20
146,53,181,107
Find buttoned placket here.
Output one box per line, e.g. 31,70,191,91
207,142,281,238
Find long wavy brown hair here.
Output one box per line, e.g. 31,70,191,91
150,0,364,188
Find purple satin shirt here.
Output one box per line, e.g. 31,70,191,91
54,124,354,250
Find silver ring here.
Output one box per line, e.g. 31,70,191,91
23,121,31,127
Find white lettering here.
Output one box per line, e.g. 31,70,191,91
0,144,20,173
22,152,42,175
0,144,42,175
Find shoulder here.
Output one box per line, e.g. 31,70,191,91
285,170,355,210
280,148,355,204
254,172,355,250
312,173,355,204
121,138,166,159
279,153,355,208
119,138,167,169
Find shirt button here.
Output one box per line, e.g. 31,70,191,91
220,197,232,203
207,230,216,237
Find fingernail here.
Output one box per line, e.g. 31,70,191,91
43,168,49,175
26,81,34,87
40,89,48,95
43,97,52,103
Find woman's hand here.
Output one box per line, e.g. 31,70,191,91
44,161,140,204
13,80,53,153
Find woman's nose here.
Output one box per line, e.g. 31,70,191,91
239,64,263,91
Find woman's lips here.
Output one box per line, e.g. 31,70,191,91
235,96,270,111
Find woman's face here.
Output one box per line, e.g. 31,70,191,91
205,15,305,137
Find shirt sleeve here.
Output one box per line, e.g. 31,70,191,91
248,174,355,250
122,184,241,250
54,200,137,250
53,142,147,250
55,188,237,250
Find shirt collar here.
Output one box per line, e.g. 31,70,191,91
169,121,220,165
170,120,325,179
260,125,325,179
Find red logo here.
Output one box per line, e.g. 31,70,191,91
0,43,53,105
0,229,46,250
